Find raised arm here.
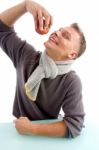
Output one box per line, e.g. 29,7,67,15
0,0,52,67
0,1,26,27
0,0,52,34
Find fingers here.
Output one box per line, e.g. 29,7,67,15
43,15,50,28
13,117,28,124
34,9,53,34
26,0,53,34
34,14,38,30
43,12,53,29
37,11,44,30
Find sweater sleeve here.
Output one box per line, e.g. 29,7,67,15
62,72,85,138
0,20,37,68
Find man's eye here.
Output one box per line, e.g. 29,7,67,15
62,33,70,40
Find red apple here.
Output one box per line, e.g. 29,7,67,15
35,19,50,35
36,27,49,35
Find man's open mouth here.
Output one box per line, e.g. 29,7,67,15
49,35,58,45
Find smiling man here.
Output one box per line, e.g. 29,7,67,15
0,0,86,138
44,26,81,61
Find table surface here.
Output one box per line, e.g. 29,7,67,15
0,118,99,150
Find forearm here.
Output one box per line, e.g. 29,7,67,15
0,0,52,34
0,1,26,27
30,120,67,138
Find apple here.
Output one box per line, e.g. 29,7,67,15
35,19,50,35
36,27,49,35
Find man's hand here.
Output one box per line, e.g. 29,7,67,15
0,0,53,33
25,0,53,34
14,117,33,135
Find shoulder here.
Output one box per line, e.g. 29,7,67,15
67,70,81,82
64,70,82,91
22,41,42,62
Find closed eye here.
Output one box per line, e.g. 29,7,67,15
62,31,71,40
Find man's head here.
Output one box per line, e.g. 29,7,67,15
44,23,86,61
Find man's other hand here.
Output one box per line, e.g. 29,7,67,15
14,117,33,135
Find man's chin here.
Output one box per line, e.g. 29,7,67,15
44,41,50,49
44,41,47,46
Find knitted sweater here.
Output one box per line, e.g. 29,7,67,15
0,20,85,138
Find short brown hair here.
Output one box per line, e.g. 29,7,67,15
71,23,86,58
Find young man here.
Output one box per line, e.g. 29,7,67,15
0,0,86,138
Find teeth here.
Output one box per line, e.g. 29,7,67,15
50,37,56,43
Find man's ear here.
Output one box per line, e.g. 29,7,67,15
67,51,78,59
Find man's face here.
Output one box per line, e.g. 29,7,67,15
44,26,80,60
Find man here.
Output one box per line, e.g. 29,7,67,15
0,0,86,138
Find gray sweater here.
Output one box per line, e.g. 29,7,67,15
0,20,85,138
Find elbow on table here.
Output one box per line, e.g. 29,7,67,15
68,125,84,138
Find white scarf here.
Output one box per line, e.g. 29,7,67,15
25,51,74,101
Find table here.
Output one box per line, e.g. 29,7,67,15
0,118,99,150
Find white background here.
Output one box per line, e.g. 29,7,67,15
0,0,99,125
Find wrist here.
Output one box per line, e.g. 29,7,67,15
25,0,32,13
24,0,28,13
29,123,39,135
